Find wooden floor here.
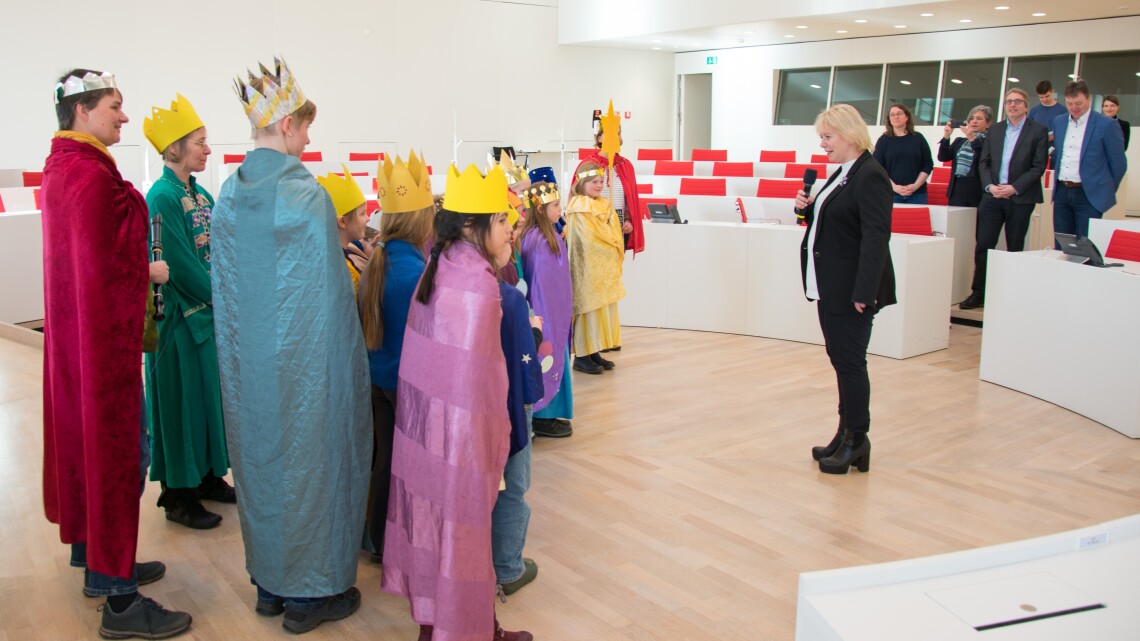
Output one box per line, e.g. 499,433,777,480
2,324,1138,641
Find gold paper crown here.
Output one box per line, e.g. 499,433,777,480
443,164,510,214
525,183,560,208
498,150,529,186
233,57,306,129
317,164,366,217
377,150,433,214
54,71,117,105
143,93,205,154
577,167,604,181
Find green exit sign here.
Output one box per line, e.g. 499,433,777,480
706,56,718,65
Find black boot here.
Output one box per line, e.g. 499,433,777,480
589,352,615,370
197,472,237,503
573,355,603,374
158,487,222,529
818,432,870,475
811,425,845,461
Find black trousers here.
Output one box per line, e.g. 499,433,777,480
366,385,397,554
817,305,876,434
970,195,1035,295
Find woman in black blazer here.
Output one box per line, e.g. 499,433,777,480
796,104,896,475
1102,95,1131,151
937,105,993,207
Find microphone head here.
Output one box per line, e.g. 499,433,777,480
803,168,818,186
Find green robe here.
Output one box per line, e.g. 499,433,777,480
144,166,229,488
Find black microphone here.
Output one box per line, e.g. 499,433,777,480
150,214,165,321
794,168,819,224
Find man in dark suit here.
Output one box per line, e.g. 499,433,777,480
959,87,1049,310
1052,79,1128,242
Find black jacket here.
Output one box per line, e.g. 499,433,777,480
799,151,897,313
977,118,1049,205
937,135,985,207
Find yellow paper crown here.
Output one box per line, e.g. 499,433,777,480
317,164,366,217
234,57,306,129
443,164,510,214
498,150,529,186
524,183,561,209
377,150,433,214
143,93,205,154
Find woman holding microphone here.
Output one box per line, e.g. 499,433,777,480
796,104,896,475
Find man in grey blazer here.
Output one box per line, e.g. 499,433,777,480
959,87,1049,310
1052,79,1128,242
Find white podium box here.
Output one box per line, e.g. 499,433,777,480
895,204,977,304
979,250,1140,438
0,211,44,324
796,514,1140,641
620,222,953,359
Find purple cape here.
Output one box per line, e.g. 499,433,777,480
520,227,573,412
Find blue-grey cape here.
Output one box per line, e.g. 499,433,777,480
211,148,371,598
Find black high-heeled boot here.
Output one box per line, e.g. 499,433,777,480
811,426,845,461
818,432,870,474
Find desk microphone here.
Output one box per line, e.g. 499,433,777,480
794,168,818,225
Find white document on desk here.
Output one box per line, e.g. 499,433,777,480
926,572,1103,631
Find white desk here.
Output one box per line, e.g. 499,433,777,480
621,222,953,359
0,211,44,324
979,250,1140,438
796,514,1140,641
1087,217,1140,255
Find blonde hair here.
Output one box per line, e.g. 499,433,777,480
571,161,605,197
816,104,873,153
359,205,435,350
520,182,561,257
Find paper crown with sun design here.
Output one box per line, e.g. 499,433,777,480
524,183,560,209
317,164,366,217
443,164,510,214
233,57,306,129
143,93,205,154
377,150,433,214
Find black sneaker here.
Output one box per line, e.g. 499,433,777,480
282,587,361,634
164,496,222,530
98,594,192,640
589,353,615,370
197,475,236,504
533,418,573,438
499,558,538,596
572,356,603,374
957,293,984,310
85,562,166,598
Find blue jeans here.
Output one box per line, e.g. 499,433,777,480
69,391,151,596
1053,182,1102,244
893,192,928,204
252,578,322,609
491,408,533,583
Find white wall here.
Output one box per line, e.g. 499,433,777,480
2,0,674,194
675,16,1140,212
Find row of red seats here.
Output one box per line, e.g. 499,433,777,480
594,148,817,163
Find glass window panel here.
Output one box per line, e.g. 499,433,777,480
775,68,831,125
938,58,1003,125
1007,54,1077,110
883,62,941,125
1080,50,1140,123
832,65,883,125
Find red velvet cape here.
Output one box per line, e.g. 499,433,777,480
41,137,148,579
574,151,645,255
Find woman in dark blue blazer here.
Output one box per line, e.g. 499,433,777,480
796,104,896,475
937,105,993,207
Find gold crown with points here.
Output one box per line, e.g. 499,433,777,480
377,150,433,214
234,57,306,129
143,93,205,154
317,164,366,217
525,183,560,208
443,164,510,214
498,150,529,186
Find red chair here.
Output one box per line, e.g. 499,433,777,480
735,197,748,223
691,149,727,162
810,154,830,164
300,151,322,162
1105,229,1140,262
34,188,41,210
638,197,677,220
348,152,384,161
931,167,950,183
637,148,673,161
891,207,933,236
1044,170,1052,189
334,172,369,177
712,162,754,177
578,148,595,160
636,183,653,194
759,150,796,163
784,163,827,180
654,160,694,176
756,179,802,198
0,193,5,213
22,172,43,187
223,154,245,164
679,178,726,196
927,183,949,206
942,160,953,167
366,199,380,214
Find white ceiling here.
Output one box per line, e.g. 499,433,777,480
561,0,1138,52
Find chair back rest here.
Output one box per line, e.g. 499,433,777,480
712,162,754,177
679,178,726,196
655,160,695,176
1105,229,1140,262
691,148,727,161
891,207,934,236
759,150,796,162
638,148,673,161
756,179,802,199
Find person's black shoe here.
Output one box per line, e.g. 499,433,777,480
957,293,984,310
532,418,573,438
197,475,236,504
811,427,845,462
98,594,192,639
85,562,166,598
256,595,286,617
601,346,621,353
282,587,361,634
573,356,603,374
819,432,871,475
160,489,222,530
589,353,615,370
